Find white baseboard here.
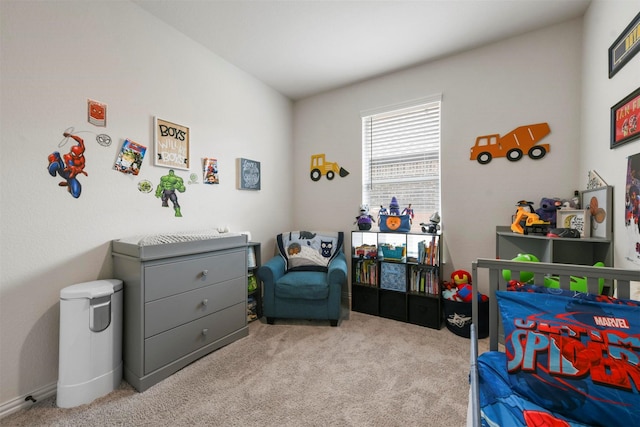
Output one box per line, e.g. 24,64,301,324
0,382,57,419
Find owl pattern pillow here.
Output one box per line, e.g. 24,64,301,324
277,231,343,272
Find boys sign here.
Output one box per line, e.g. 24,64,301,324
154,117,190,170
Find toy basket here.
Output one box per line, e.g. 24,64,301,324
442,298,489,339
379,244,406,261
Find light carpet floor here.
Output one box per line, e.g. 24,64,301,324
2,312,488,427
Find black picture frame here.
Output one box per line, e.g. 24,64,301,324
608,11,640,78
610,87,640,149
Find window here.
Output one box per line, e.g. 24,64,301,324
361,95,441,230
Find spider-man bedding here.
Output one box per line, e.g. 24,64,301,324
475,285,639,426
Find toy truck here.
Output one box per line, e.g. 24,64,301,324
511,200,550,235
310,154,349,181
470,123,551,164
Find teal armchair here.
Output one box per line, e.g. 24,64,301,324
257,231,347,326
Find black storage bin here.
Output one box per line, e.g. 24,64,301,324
442,297,489,339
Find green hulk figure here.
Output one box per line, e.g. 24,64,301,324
155,169,186,217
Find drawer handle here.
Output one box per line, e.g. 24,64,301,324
201,298,208,307
201,270,208,278
201,328,208,336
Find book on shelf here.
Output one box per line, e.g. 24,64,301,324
417,236,439,266
409,265,440,295
355,259,377,286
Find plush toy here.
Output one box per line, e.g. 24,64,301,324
451,269,471,286
535,197,562,227
444,270,488,302
501,253,539,282
354,204,375,230
389,196,401,215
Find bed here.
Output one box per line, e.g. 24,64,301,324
468,258,640,427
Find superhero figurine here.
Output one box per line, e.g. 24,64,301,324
47,132,87,198
155,169,186,217
402,203,415,223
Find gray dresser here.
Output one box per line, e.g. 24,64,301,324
112,233,248,391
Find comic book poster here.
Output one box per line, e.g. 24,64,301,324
114,139,146,175
203,157,219,184
625,153,640,265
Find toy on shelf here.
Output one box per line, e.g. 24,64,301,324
535,197,562,227
502,253,606,294
546,228,580,238
389,196,401,215
378,197,411,233
420,211,441,234
354,204,375,230
377,205,388,219
511,200,550,235
354,244,377,259
401,204,414,223
442,270,488,303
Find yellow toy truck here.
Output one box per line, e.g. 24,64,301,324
310,154,349,181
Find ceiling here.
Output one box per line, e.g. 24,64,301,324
133,0,591,100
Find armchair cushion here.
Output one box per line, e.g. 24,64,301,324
275,271,329,300
277,231,343,272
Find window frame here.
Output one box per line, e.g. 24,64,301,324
360,94,442,230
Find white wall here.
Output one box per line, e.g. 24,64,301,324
293,18,585,281
581,0,640,269
0,0,292,407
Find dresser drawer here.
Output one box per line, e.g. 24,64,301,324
144,249,245,302
144,276,245,338
144,302,245,374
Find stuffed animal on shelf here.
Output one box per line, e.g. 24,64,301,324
354,204,375,230
535,197,562,227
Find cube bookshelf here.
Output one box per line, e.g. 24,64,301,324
351,230,442,329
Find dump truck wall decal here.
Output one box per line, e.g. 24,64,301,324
470,123,551,164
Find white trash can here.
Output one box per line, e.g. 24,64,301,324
57,279,123,408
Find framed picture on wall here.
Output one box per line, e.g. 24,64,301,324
154,117,190,170
608,11,640,78
236,158,261,190
581,186,612,239
611,87,640,149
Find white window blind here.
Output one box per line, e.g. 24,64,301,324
362,97,441,228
